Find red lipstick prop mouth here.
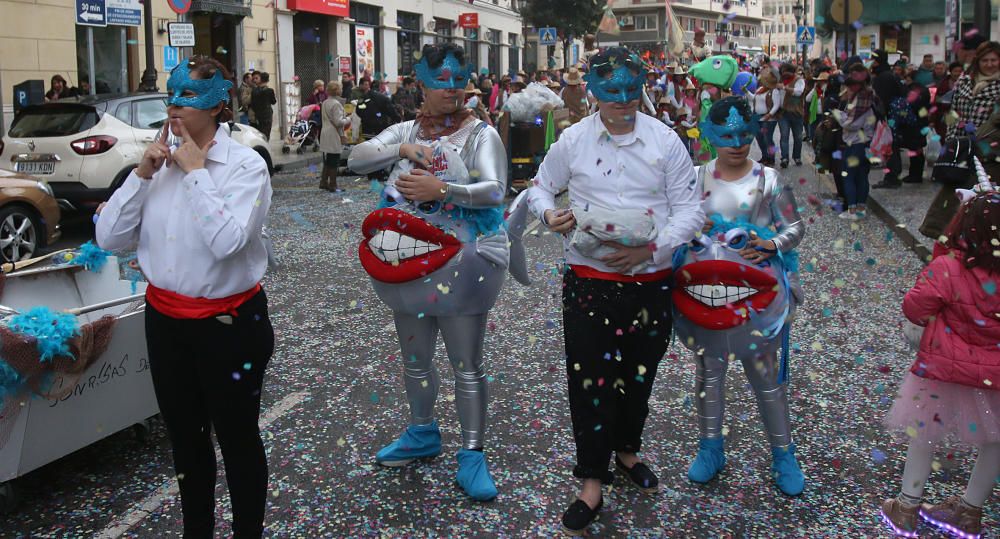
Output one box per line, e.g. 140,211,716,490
359,208,461,283
672,259,778,329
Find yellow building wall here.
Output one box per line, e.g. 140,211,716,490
0,0,278,109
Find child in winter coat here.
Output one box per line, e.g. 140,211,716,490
881,191,1000,538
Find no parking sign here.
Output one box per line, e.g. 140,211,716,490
167,0,190,15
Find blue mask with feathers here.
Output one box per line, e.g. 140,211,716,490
584,53,646,103
700,106,758,148
167,60,232,110
415,51,472,90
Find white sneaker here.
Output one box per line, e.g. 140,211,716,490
856,209,867,218
839,210,859,221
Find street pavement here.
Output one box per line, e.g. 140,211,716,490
3,151,998,538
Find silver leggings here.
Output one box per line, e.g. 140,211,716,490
394,312,489,450
694,350,792,448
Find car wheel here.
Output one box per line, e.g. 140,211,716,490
0,205,41,263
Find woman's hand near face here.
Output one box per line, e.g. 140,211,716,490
136,126,173,179
172,123,216,174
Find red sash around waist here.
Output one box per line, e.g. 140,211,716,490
145,282,261,319
570,265,672,283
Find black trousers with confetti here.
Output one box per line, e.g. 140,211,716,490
145,289,274,538
562,269,672,483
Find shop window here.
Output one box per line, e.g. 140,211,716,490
464,28,478,70
508,33,519,75
397,11,421,77
435,18,453,44
75,25,127,94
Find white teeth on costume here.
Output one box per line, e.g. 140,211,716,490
684,284,757,307
368,230,442,263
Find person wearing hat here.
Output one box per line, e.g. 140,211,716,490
804,70,830,143
868,49,907,188
689,29,711,62
526,46,703,535
751,68,782,166
464,81,492,124
681,78,701,120
561,67,589,124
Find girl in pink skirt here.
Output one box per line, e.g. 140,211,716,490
881,186,1000,538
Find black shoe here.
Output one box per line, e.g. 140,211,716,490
561,498,602,536
901,176,923,184
615,457,659,494
794,159,803,166
873,181,901,189
780,160,789,169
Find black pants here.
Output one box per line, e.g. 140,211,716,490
255,116,273,141
562,270,672,483
887,141,926,182
146,289,275,538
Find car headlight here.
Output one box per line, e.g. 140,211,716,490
36,181,54,198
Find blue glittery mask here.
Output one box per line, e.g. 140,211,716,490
414,51,472,90
167,60,233,110
584,55,645,103
700,107,758,148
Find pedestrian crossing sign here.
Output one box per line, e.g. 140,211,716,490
796,26,816,46
539,27,558,46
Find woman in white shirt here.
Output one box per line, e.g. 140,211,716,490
96,56,274,538
750,68,783,166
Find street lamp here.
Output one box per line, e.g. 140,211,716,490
792,0,807,69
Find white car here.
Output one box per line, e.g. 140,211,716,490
0,94,275,211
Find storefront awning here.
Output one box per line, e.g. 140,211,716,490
190,0,252,17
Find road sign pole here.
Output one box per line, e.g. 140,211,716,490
138,0,157,91
87,26,96,95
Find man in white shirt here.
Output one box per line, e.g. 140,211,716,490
526,46,704,535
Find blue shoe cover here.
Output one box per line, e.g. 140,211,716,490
771,443,805,496
456,449,498,501
375,421,441,466
687,438,726,483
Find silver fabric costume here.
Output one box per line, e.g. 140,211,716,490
681,162,804,448
349,119,528,449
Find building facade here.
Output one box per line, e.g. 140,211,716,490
596,0,766,62
1,0,521,137
762,0,821,61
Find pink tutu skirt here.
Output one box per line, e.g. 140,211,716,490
885,374,1000,445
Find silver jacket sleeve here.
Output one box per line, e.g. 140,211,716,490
445,126,507,209
346,121,411,174
769,182,805,253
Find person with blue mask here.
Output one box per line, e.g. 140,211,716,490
526,46,704,535
348,43,519,503
680,96,807,497
96,56,275,537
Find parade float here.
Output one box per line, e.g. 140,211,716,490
0,244,153,510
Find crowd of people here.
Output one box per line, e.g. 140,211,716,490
66,22,1000,537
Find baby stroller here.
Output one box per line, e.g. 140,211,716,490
282,104,321,154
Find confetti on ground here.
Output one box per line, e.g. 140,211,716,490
4,149,994,537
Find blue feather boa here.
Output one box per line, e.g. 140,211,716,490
0,360,21,403
9,306,80,362
673,213,799,273
65,241,112,272
375,190,505,236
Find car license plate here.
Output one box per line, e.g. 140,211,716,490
15,161,55,175
511,157,532,164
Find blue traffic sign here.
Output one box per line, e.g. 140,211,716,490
796,26,816,46
164,46,180,71
76,0,106,27
539,27,558,46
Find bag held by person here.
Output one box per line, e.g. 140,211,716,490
932,136,974,186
